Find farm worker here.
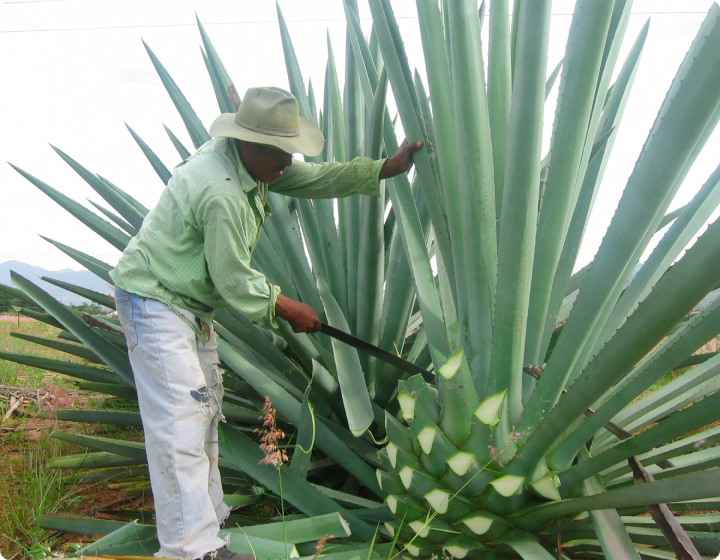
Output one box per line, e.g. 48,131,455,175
110,86,421,560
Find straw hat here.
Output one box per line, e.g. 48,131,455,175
209,87,324,157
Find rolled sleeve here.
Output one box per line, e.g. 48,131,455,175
269,157,386,199
200,194,279,323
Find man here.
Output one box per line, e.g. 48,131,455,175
111,87,421,560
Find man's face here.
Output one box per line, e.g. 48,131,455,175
238,141,293,184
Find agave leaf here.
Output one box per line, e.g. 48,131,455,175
525,0,617,369
611,373,720,446
78,520,158,557
125,123,172,185
489,0,551,421
275,4,314,126
18,308,64,330
577,448,643,560
38,238,112,285
536,16,648,370
447,0,499,389
514,203,720,476
515,468,720,533
10,164,130,251
52,432,146,460
551,295,720,467
265,194,326,324
545,59,563,100
37,515,127,537
78,381,138,400
10,332,103,364
289,388,315,479
344,0,364,162
50,450,143,470
519,7,720,436
493,530,557,559
41,409,142,426
559,387,720,492
11,272,134,385
356,69,387,379
40,276,115,309
0,350,121,385
604,425,720,485
563,11,720,389
594,160,720,353
317,275,373,437
51,145,146,229
219,423,374,540
369,0,455,313
252,230,299,302
98,175,150,217
163,124,192,160
142,40,210,149
88,200,137,236
0,282,36,305
325,36,347,164
227,512,350,543
414,0,470,352
604,354,720,449
215,308,306,385
217,340,381,496
487,0,512,218
197,16,238,111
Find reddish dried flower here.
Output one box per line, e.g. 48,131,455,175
43,384,73,418
313,534,333,559
255,396,288,467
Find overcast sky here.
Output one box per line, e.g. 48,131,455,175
1,0,719,274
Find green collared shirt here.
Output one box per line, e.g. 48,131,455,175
111,137,384,339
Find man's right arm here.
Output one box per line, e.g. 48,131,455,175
200,194,321,332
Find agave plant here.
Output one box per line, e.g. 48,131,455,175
5,0,720,558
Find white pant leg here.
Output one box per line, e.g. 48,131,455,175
115,288,227,560
196,328,231,524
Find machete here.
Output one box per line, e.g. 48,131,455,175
320,322,431,378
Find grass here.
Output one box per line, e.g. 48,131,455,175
0,315,143,559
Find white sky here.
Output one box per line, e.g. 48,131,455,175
0,0,719,273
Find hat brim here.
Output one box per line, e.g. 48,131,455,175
208,114,324,157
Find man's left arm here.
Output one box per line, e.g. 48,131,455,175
269,141,423,199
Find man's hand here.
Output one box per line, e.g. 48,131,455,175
275,294,321,333
379,140,424,179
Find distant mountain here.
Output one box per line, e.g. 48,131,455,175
0,261,112,305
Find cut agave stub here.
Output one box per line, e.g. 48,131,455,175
445,546,468,559
530,473,562,501
474,390,507,426
386,494,399,514
409,520,430,538
398,392,417,420
424,488,451,513
417,426,437,454
444,536,485,559
387,442,398,468
405,544,422,557
447,451,475,476
400,466,415,489
438,349,464,379
461,515,493,535
488,474,525,497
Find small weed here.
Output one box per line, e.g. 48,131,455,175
0,446,83,559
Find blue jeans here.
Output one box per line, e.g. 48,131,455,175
114,287,230,559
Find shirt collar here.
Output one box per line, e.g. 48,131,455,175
225,137,264,193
